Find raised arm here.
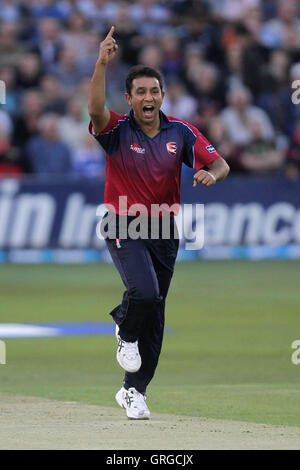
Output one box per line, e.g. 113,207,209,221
88,26,118,133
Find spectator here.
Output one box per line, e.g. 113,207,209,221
61,11,90,61
0,109,13,138
242,5,264,39
129,0,170,35
209,0,260,23
181,7,224,65
0,0,298,178
0,0,20,22
87,0,123,31
15,53,43,90
191,62,225,108
268,50,291,87
78,30,101,77
236,24,269,97
260,0,278,20
0,128,23,178
220,85,275,146
112,1,140,66
138,44,163,71
183,44,204,90
31,0,70,21
26,113,72,175
76,77,93,123
58,98,89,150
239,118,285,174
96,49,130,113
72,133,105,179
256,50,291,134
260,0,300,51
183,45,225,108
0,66,20,118
183,43,205,83
159,31,183,79
0,21,26,68
161,79,197,121
1,94,20,176
39,74,67,115
47,45,84,93
13,89,44,151
207,115,241,171
76,0,105,22
31,17,63,70
192,101,219,135
224,42,245,90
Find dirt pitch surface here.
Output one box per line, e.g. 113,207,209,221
0,395,300,450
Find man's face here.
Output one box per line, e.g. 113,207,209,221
125,76,164,125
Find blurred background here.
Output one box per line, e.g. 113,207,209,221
0,0,300,260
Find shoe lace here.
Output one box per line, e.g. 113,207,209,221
124,341,138,358
128,388,147,408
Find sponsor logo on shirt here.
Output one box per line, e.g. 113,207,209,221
206,145,216,153
166,142,177,156
130,143,145,154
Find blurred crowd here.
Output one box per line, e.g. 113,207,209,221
0,0,300,179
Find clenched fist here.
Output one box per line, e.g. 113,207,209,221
193,169,216,187
98,26,118,66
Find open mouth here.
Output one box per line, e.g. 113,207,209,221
142,105,155,117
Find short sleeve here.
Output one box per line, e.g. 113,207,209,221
182,122,220,171
89,110,127,155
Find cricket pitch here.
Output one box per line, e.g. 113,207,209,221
0,395,299,450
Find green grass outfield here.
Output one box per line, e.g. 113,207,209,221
0,261,300,427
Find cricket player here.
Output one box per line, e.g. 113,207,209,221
88,27,229,419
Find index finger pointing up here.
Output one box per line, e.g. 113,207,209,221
106,26,115,38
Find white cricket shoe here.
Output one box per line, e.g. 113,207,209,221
115,386,150,420
115,325,141,373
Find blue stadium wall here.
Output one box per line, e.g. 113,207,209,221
0,173,299,262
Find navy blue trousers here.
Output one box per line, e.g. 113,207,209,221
105,223,179,395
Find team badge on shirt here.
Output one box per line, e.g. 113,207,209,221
166,142,177,156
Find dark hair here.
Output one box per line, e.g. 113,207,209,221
125,65,163,95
